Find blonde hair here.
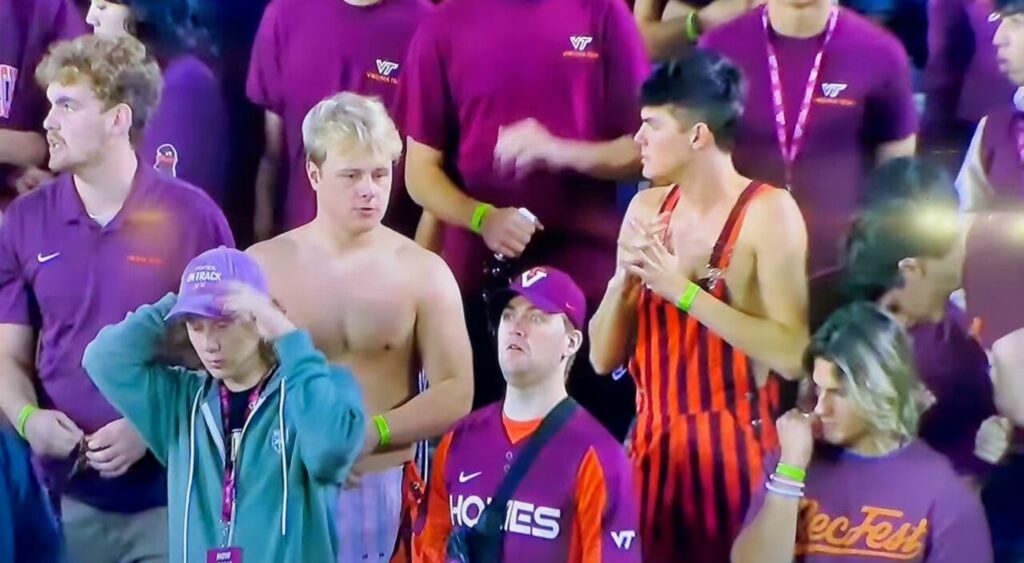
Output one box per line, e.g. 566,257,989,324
804,302,925,438
35,35,162,143
302,92,403,168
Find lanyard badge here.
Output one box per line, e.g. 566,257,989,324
762,6,840,188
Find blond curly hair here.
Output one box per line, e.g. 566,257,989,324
36,35,162,143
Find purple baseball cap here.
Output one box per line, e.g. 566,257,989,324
492,266,587,330
166,246,269,321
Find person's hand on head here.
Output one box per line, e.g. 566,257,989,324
220,282,296,341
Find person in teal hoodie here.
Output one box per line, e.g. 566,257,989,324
82,246,366,563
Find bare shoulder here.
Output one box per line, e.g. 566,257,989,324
245,230,304,267
625,185,673,224
747,186,807,243
390,232,460,299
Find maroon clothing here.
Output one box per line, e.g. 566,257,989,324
701,7,918,272
247,0,432,233
398,0,649,301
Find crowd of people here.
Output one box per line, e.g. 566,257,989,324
1,0,1023,561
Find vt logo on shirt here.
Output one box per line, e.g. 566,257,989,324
796,499,928,559
564,36,599,60
611,530,636,550
368,59,400,85
0,65,18,119
815,82,857,107
821,83,848,98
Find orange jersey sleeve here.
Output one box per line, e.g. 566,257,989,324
413,432,454,563
569,447,607,563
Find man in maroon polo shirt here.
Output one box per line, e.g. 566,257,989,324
0,35,232,563
398,0,649,432
700,0,918,273
247,0,432,240
0,0,85,199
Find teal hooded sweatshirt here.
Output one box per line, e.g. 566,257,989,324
83,294,366,563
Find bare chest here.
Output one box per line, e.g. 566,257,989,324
268,264,417,359
666,208,757,302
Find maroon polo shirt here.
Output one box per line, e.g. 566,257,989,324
0,158,233,513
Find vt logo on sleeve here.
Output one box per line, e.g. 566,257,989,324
0,65,18,119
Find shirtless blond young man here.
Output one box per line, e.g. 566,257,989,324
247,92,473,563
589,50,809,563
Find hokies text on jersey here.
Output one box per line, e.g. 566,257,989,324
449,494,562,540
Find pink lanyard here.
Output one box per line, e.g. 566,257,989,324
1015,117,1024,167
218,381,266,526
762,6,840,187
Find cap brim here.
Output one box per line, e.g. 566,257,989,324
164,293,224,322
488,287,577,328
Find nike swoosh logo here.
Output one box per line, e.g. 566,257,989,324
458,471,482,484
36,252,60,263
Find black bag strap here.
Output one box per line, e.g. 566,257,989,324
473,397,579,536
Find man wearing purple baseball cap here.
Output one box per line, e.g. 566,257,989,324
82,246,367,563
415,266,641,561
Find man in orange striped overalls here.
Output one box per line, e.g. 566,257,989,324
590,49,810,563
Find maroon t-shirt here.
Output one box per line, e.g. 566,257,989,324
701,7,918,272
398,0,649,300
247,0,433,233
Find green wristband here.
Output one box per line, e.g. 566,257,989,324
16,404,39,439
470,203,494,234
373,414,392,447
775,462,807,483
685,11,702,43
675,281,701,312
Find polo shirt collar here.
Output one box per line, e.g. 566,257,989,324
58,154,157,227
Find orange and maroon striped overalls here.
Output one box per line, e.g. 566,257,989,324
629,182,780,563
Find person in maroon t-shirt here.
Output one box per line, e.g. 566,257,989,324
247,0,432,240
700,0,918,273
398,0,649,433
0,0,84,199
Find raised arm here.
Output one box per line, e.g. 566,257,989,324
371,254,473,449
82,294,199,464
588,189,662,374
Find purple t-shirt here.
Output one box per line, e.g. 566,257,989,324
398,0,648,301
924,0,1013,135
910,304,996,478
0,159,233,513
0,0,85,191
964,212,1024,349
746,444,992,562
141,55,229,205
701,7,918,272
246,0,432,233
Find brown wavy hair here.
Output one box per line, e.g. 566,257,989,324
35,35,162,143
